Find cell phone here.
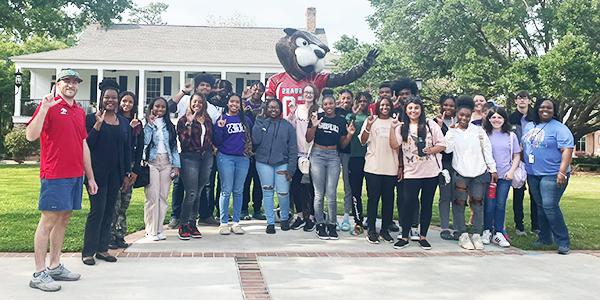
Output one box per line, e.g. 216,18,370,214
417,136,426,157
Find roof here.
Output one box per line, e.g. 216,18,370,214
12,24,335,66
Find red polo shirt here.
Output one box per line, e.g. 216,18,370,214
28,96,87,179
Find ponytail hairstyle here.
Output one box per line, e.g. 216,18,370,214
400,96,427,142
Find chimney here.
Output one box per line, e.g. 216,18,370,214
306,7,316,33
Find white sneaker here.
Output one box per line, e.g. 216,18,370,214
471,234,485,250
219,224,231,235
481,230,492,245
458,233,475,250
145,233,159,241
493,232,511,248
157,232,167,240
231,224,245,235
410,227,420,241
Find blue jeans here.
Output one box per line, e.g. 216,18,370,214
310,148,340,225
217,152,249,224
528,174,570,248
484,178,512,233
256,162,290,225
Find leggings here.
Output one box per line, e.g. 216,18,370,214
401,177,438,238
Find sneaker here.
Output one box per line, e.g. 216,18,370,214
471,234,485,250
231,224,245,234
366,231,379,244
198,217,220,226
379,230,394,243
241,210,251,221
482,230,492,245
316,224,329,240
178,224,191,240
409,227,420,241
458,233,475,250
557,246,570,255
336,222,340,231
533,239,553,248
266,224,276,234
95,252,117,262
363,219,369,230
290,217,305,230
108,240,119,250
340,220,351,232
188,223,202,238
115,238,129,249
252,211,267,220
219,224,231,235
167,218,180,229
280,219,290,231
46,263,80,281
388,222,400,232
303,219,316,232
30,270,61,292
393,239,409,249
145,233,159,241
81,256,95,265
492,232,510,248
440,230,454,240
327,224,339,240
418,239,432,250
515,229,527,236
157,232,167,240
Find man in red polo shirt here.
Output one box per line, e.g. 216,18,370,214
25,69,98,292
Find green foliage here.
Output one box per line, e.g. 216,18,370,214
127,1,169,25
3,128,38,162
336,0,600,140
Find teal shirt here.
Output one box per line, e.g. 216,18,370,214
347,112,368,157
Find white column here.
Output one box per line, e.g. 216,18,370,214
179,70,186,90
260,72,266,84
220,71,227,80
14,83,22,117
138,69,146,117
97,68,104,102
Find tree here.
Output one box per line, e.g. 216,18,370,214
0,0,132,41
127,2,169,25
361,0,600,141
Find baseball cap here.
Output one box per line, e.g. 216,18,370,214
57,69,83,83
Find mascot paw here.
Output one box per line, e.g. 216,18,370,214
364,49,380,67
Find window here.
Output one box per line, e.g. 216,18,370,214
146,78,161,102
119,76,128,92
90,75,98,103
235,78,244,95
163,76,172,96
576,136,587,152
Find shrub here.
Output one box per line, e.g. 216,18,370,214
4,128,38,163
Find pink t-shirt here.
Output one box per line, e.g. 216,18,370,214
395,120,445,179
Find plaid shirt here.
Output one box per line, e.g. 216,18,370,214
177,116,213,155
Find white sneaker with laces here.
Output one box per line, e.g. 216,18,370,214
145,233,159,241
493,232,511,248
219,224,231,235
458,233,475,250
410,227,420,241
471,234,485,250
481,230,492,245
157,232,167,240
231,224,245,234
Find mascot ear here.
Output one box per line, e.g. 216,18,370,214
284,28,298,36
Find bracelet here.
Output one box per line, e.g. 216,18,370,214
558,171,567,178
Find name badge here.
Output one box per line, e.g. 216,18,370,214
528,154,535,164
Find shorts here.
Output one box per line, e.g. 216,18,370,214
38,177,84,211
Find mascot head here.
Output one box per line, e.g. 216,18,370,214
276,28,330,81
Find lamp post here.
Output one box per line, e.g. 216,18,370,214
15,69,22,89
415,78,423,92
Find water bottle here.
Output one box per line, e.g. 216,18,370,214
487,182,497,199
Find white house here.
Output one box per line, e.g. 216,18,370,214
11,8,334,124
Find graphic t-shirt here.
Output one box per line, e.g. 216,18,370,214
522,119,574,175
265,72,329,116
213,114,253,156
308,113,348,147
394,120,445,179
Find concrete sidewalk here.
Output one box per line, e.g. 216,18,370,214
1,218,598,300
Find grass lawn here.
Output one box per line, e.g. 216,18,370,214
1,164,599,252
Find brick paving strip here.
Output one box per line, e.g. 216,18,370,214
235,256,272,300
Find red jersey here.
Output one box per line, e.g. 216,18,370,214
265,72,329,116
28,96,87,179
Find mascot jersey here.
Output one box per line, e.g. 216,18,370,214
266,72,329,116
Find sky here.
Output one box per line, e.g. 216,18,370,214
131,0,377,49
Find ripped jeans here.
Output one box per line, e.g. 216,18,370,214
256,162,290,225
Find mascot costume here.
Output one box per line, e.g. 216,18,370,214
266,28,379,116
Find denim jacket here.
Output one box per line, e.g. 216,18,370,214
143,122,181,168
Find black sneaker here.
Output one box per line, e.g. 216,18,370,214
280,220,290,231
108,240,119,250
379,230,394,243
266,224,276,234
440,230,454,240
303,218,316,232
393,239,409,249
366,231,379,244
418,239,432,250
327,224,339,240
388,222,400,232
115,238,129,249
316,224,329,240
290,217,305,230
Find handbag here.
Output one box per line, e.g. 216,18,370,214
133,127,152,188
509,132,527,189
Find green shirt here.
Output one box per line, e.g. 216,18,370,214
347,112,368,157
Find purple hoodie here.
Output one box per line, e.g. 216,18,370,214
213,113,253,156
